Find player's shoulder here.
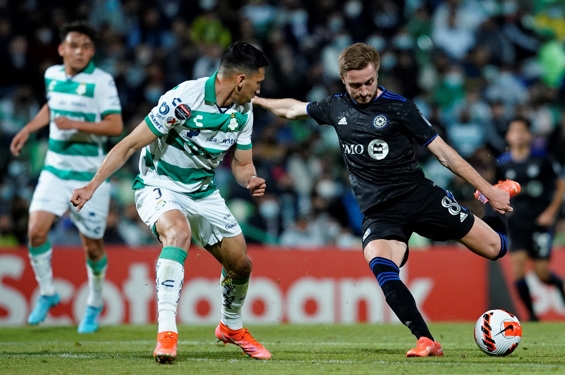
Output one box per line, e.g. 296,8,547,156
378,87,409,103
162,77,206,100
44,64,64,77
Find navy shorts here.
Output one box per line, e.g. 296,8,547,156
508,223,553,260
362,180,475,249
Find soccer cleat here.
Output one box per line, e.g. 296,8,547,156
474,179,521,204
153,331,178,364
215,322,271,360
77,305,103,334
406,337,444,357
28,293,60,325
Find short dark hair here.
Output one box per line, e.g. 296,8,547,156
219,41,269,75
59,21,98,44
509,116,532,131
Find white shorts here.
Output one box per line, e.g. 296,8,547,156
135,187,241,248
29,170,111,239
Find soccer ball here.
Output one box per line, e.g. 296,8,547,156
474,309,522,356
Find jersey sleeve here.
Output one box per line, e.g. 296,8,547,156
306,95,334,126
401,100,438,146
144,84,191,137
95,73,122,118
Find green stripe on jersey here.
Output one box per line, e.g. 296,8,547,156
101,109,122,117
236,143,252,150
45,78,95,98
48,139,102,156
186,111,248,133
43,165,95,181
51,109,97,123
156,158,214,184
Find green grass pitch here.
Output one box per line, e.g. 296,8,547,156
1,322,564,374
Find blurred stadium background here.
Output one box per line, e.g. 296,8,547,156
1,0,565,326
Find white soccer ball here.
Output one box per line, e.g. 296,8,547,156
474,309,522,356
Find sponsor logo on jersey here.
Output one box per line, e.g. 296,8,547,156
343,144,364,154
166,117,178,127
338,117,348,125
159,102,170,115
175,103,192,120
372,114,388,128
368,139,389,160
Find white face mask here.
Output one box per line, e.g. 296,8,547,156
259,201,280,219
316,180,341,199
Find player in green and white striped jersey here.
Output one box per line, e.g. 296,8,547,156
71,41,271,363
10,21,123,334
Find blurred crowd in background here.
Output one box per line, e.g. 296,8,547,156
1,0,565,249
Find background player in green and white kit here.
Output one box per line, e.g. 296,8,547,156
71,41,271,363
10,21,123,333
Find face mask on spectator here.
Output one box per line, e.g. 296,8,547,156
316,180,341,199
259,201,280,219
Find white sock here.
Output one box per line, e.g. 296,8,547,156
86,257,107,308
156,258,184,333
28,245,55,296
220,270,249,330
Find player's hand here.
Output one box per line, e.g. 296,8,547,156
486,188,513,214
54,116,76,130
70,185,95,212
10,130,29,156
246,175,266,197
536,209,556,227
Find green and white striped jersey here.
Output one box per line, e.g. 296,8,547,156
44,61,121,181
134,72,254,199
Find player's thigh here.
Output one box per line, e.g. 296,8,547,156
70,181,111,240
28,210,57,239
459,217,501,259
154,209,192,248
187,190,242,249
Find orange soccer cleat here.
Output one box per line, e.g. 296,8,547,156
406,337,444,357
474,179,521,204
215,322,271,360
153,331,178,364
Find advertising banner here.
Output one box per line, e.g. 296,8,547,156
1,246,563,326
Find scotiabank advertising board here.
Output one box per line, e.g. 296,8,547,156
0,246,564,326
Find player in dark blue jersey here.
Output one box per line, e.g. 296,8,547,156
496,117,565,321
253,42,519,357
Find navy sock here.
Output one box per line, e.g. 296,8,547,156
370,257,433,341
515,278,538,321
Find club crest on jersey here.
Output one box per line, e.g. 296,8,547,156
372,114,388,128
174,103,191,120
228,113,239,131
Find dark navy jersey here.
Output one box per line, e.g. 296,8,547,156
306,86,438,213
496,148,562,223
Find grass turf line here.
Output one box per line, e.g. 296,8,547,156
0,322,564,375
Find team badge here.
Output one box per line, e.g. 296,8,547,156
372,114,388,128
174,103,192,120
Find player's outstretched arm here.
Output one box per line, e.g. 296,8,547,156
252,96,309,120
427,136,512,214
71,121,157,211
10,104,50,156
231,148,266,197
